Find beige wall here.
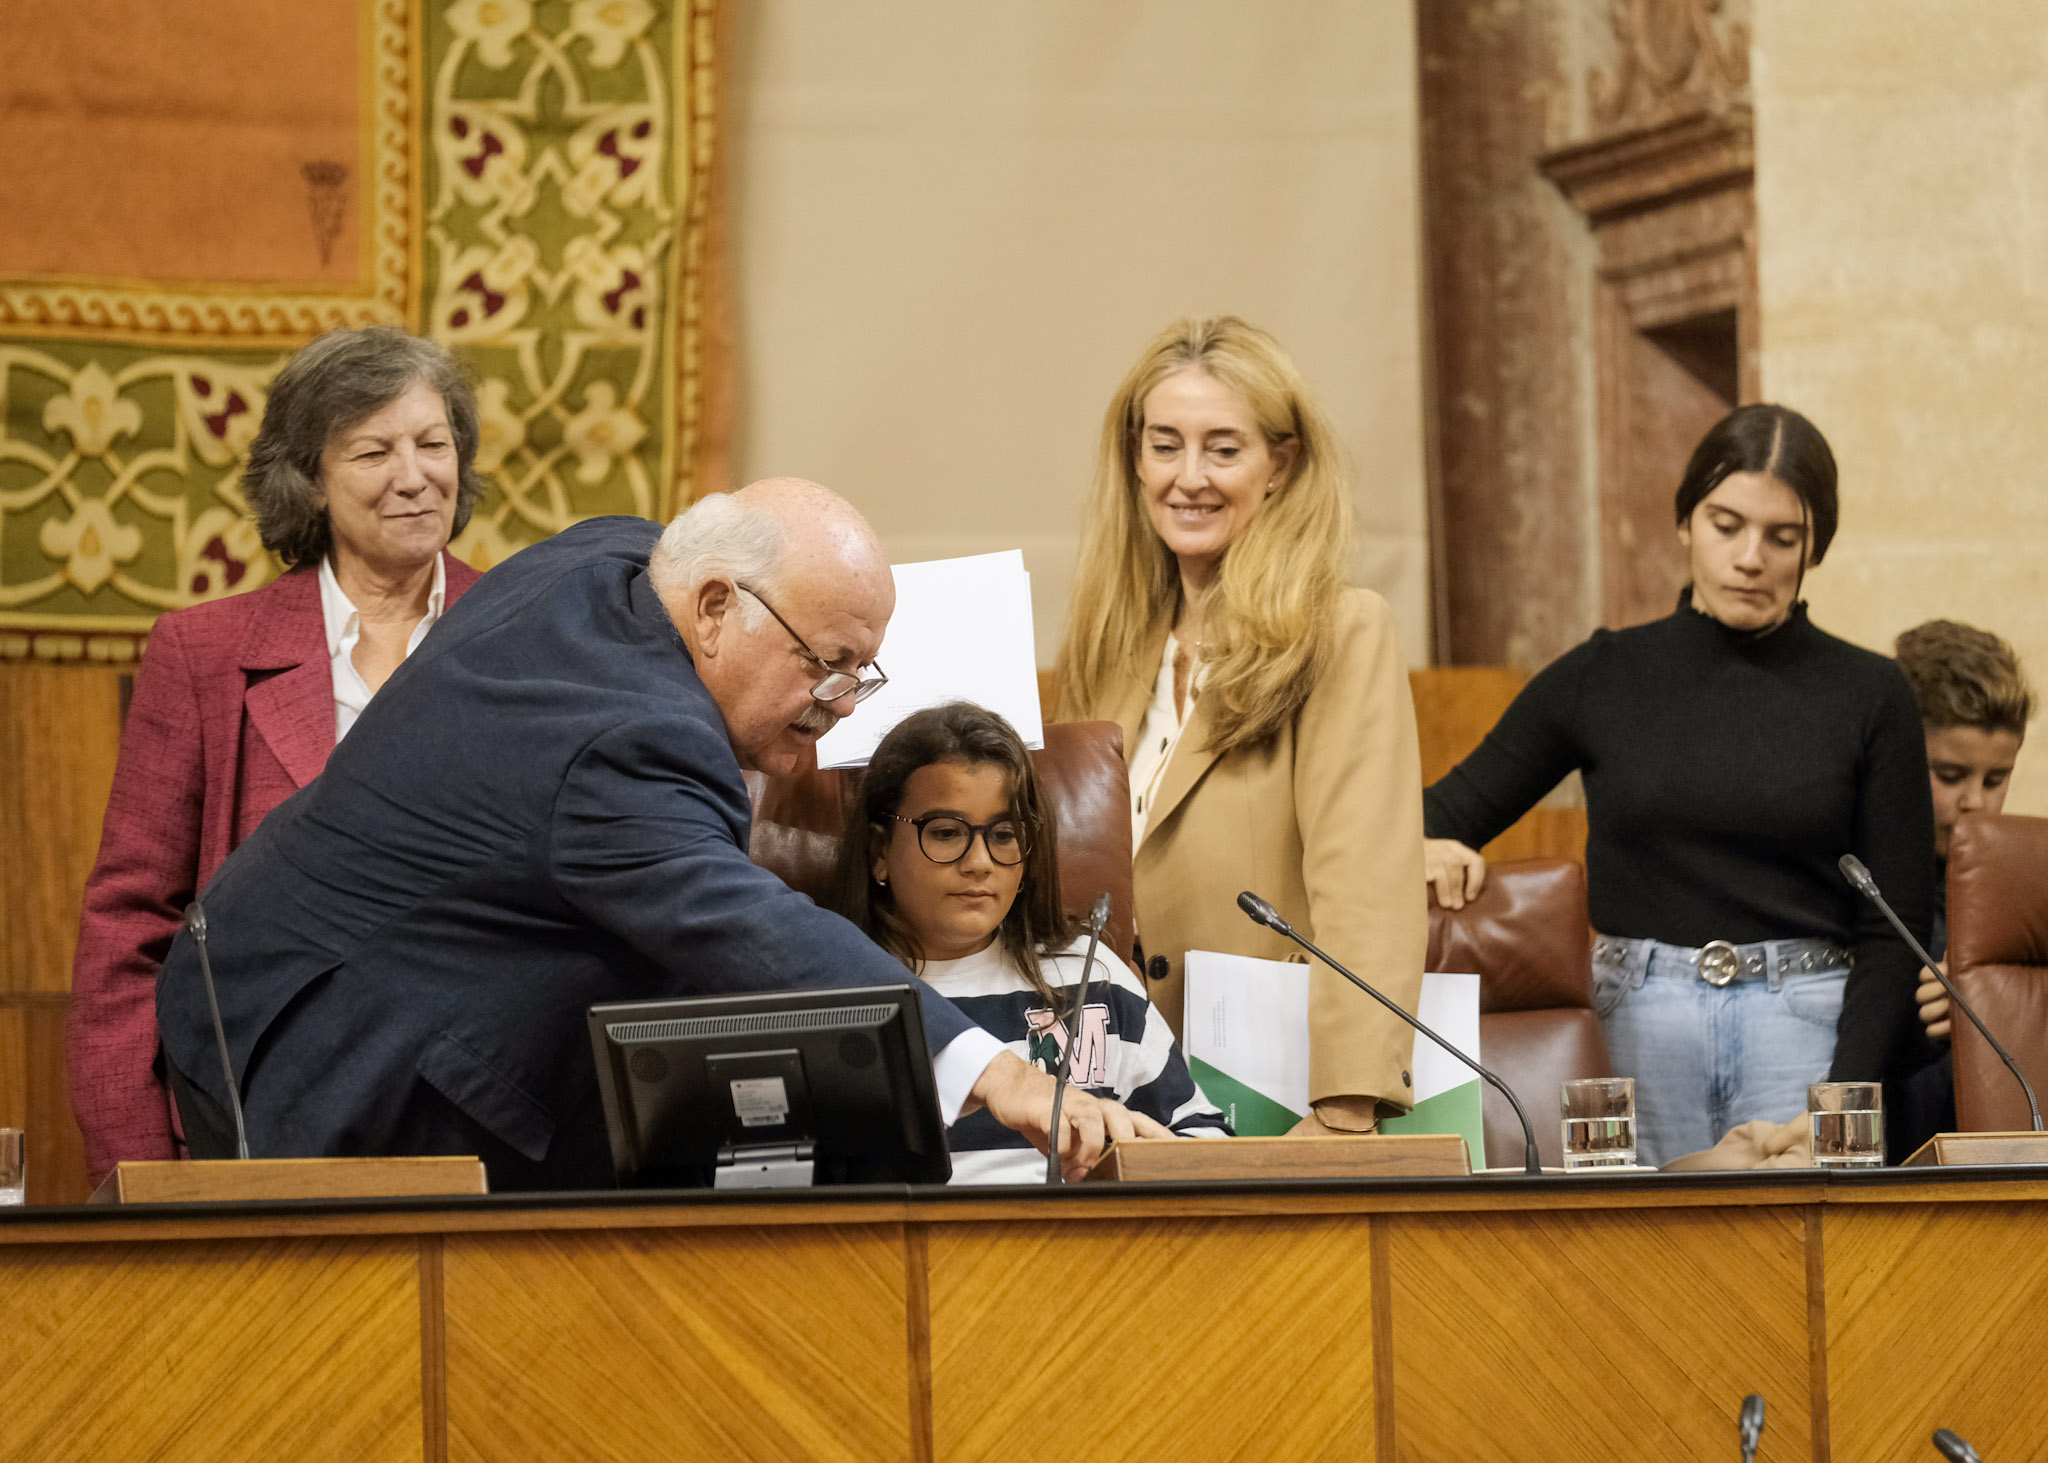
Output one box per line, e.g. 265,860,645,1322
726,2,1431,667
1756,2,2048,811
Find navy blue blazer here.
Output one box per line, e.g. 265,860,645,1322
156,516,973,1188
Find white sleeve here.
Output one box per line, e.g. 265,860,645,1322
931,1027,1010,1125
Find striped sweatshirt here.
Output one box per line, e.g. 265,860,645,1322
921,934,1231,1184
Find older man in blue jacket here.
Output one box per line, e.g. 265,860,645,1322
156,478,1160,1187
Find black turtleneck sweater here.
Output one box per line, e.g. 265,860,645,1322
1424,594,1935,1084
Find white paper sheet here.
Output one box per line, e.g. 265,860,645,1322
814,549,1044,770
1182,950,1313,1126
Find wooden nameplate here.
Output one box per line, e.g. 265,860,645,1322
1085,1133,1470,1183
89,1156,489,1205
1899,1131,2048,1168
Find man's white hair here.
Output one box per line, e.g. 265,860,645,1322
648,491,783,630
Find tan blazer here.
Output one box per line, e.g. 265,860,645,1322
1106,588,1427,1111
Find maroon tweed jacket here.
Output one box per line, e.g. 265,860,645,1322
67,552,481,1183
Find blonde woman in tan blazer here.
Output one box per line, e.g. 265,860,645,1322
1056,317,1426,1133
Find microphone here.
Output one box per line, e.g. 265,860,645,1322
184,901,251,1161
1237,891,1541,1175
1047,892,1113,1184
1738,1394,1764,1463
1838,854,2042,1131
1932,1428,1983,1462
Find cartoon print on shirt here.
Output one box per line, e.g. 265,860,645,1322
1024,1003,1111,1086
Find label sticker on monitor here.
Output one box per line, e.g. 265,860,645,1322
730,1076,791,1128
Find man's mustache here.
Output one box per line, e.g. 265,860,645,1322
794,700,838,734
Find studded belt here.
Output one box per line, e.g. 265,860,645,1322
1592,935,1853,988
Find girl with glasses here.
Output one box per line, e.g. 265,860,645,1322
832,701,1228,1182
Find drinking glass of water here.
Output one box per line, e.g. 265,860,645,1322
1560,1077,1636,1170
0,1128,24,1205
1809,1082,1884,1167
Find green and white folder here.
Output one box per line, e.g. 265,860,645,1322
1183,952,1485,1166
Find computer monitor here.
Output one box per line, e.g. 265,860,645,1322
587,982,952,1189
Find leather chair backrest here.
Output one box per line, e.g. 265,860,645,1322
1945,814,2048,1132
745,721,1136,962
1427,858,1611,1168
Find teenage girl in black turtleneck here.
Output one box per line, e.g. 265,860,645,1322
1422,404,1934,1166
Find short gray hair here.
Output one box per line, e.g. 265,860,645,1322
243,326,488,566
648,491,784,630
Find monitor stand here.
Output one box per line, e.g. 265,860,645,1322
713,1142,817,1189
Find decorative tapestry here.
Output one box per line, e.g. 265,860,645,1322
0,0,722,662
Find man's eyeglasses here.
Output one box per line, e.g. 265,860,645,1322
735,584,888,704
891,813,1030,866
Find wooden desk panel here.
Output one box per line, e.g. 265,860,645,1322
925,1215,1377,1462
7,1177,2048,1461
1385,1204,1811,1461
1825,1201,2048,1463
443,1223,915,1463
0,1235,420,1463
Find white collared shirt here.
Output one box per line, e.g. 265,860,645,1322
1129,632,1204,848
318,554,448,743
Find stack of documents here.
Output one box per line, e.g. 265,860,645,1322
1182,952,1486,1165
816,549,1043,770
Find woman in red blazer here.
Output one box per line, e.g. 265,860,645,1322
69,328,489,1183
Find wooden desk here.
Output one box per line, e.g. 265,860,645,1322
4,1169,2045,1462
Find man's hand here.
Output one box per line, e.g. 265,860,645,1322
1425,838,1488,910
1918,966,1952,1044
967,1051,1174,1180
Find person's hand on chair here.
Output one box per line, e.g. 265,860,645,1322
1425,838,1488,910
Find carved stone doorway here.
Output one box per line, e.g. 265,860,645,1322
1546,109,1757,630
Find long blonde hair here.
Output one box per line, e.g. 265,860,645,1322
1055,316,1352,752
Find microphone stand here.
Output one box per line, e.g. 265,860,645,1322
1237,891,1542,1175
1046,893,1112,1184
1839,855,2043,1131
185,901,251,1160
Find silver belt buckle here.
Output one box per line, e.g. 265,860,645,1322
1697,940,1742,987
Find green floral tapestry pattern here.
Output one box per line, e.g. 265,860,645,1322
430,0,688,571
0,0,715,658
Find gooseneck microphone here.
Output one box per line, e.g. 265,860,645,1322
1932,1427,1984,1462
1237,891,1541,1175
184,901,251,1161
1838,854,2043,1132
1738,1394,1765,1463
1047,892,1113,1184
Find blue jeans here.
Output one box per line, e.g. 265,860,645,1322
1591,936,1849,1168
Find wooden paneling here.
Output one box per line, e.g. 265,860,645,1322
7,1183,2048,1459
0,1236,421,1463
443,1224,914,1463
0,662,124,1205
1410,666,1588,864
0,1000,87,1205
926,1216,1375,1461
1384,1206,1811,1461
1825,1202,2048,1462
0,663,125,993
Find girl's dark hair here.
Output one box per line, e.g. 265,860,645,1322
1673,403,1839,565
831,702,1075,1004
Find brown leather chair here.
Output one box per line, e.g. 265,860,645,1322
1944,814,2048,1132
744,720,1137,962
1427,859,1612,1168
